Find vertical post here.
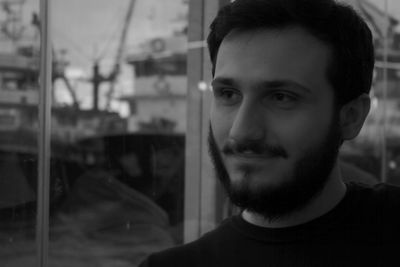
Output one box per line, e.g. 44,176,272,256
37,0,52,266
185,0,231,243
93,62,100,111
185,0,205,243
198,0,224,237
381,0,388,182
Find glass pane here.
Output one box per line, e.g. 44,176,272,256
339,0,383,185
0,0,40,266
49,0,187,266
376,0,400,185
340,0,399,186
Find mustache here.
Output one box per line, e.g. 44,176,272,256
222,139,288,158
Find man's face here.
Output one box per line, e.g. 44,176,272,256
209,27,342,220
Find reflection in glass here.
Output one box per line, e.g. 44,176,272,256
0,0,40,266
47,0,188,266
340,0,400,186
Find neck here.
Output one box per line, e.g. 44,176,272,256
242,162,346,228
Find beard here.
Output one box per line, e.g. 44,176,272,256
208,113,342,222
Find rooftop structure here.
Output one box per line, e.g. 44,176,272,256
122,34,187,133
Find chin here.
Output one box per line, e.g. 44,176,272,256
226,163,330,221
228,163,291,190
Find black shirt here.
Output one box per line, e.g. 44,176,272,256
140,183,400,267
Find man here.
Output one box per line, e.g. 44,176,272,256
140,0,400,266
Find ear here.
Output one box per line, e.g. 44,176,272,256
340,94,371,140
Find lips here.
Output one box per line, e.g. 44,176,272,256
226,152,279,162
221,139,288,159
224,155,278,174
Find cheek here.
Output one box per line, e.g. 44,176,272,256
210,106,233,144
273,111,332,156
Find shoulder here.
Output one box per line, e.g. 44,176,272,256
139,218,236,267
139,241,200,267
370,183,400,241
362,182,400,203
348,182,400,223
372,183,400,210
347,181,400,200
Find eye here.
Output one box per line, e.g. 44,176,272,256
213,87,241,105
272,92,294,102
268,91,298,108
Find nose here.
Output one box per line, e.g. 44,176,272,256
229,101,266,143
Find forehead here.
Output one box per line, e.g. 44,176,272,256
214,27,334,94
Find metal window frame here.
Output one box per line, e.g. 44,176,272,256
36,0,52,266
185,0,230,243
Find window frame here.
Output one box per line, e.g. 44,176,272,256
184,0,231,243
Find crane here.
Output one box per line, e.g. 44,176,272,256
31,11,80,108
92,0,136,111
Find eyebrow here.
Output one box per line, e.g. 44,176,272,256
211,77,311,94
211,77,236,88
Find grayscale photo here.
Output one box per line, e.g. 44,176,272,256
0,0,399,266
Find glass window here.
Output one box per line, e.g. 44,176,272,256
339,0,400,186
7,0,400,266
48,0,188,265
0,0,40,266
2,0,191,266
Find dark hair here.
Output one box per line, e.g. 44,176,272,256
207,0,375,105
